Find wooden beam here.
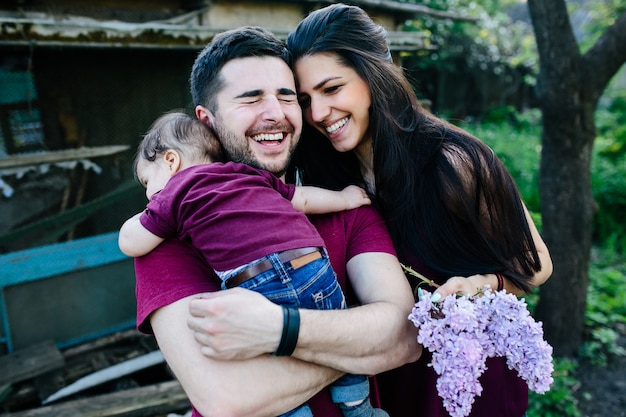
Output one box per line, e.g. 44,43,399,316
42,351,165,405
0,146,130,170
0,380,189,417
0,341,64,387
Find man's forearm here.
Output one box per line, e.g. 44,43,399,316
186,253,422,375
152,296,343,417
293,252,421,374
294,300,419,375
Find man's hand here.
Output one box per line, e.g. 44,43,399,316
188,288,284,360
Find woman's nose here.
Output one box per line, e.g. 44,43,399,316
309,97,330,123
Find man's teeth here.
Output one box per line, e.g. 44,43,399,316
253,133,283,142
326,117,348,134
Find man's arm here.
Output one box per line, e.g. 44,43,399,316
118,212,164,257
187,252,421,374
152,295,343,417
295,252,421,374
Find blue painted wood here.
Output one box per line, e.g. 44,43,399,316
0,232,129,287
0,232,132,352
0,294,11,352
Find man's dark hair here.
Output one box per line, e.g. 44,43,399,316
190,26,290,112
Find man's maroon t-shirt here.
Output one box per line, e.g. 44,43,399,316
135,206,396,416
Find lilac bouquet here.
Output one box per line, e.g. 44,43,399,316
408,286,554,417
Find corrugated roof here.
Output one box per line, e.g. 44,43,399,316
0,8,434,51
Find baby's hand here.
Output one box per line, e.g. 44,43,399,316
341,185,371,209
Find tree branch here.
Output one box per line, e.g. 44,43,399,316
582,11,626,101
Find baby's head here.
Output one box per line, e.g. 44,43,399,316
134,111,224,198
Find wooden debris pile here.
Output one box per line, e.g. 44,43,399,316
0,330,192,417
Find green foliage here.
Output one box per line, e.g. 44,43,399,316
401,0,537,79
590,152,626,251
410,3,626,415
524,249,626,417
527,358,581,417
595,81,626,161
579,250,626,366
570,0,626,53
592,87,626,252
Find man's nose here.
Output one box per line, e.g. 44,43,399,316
261,95,286,122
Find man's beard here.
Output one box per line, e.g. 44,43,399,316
212,123,296,178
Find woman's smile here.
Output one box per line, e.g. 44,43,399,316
295,52,371,153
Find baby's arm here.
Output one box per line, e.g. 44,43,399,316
118,212,165,257
291,184,371,214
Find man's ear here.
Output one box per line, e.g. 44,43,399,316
195,105,215,128
164,150,182,175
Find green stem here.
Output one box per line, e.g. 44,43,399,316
401,263,440,288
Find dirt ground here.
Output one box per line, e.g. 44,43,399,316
573,336,626,417
3,331,624,417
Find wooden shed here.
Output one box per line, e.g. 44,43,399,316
0,0,465,354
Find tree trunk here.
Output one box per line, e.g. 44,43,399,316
534,99,596,357
527,0,626,356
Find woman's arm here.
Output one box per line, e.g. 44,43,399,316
118,212,165,257
187,251,421,375
435,203,553,298
522,202,553,288
152,295,343,417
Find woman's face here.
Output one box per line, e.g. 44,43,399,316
294,52,371,153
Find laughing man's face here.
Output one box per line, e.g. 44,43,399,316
204,56,302,178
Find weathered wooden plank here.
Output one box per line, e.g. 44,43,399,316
62,329,144,358
0,146,130,169
42,350,165,405
0,380,189,417
0,341,64,386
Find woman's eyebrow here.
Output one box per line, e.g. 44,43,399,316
313,76,341,90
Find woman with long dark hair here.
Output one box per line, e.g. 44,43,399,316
286,4,552,416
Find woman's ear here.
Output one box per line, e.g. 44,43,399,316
164,150,182,175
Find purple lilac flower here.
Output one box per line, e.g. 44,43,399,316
483,290,554,393
408,288,554,417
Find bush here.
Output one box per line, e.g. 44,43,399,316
592,93,626,252
527,358,581,417
579,249,626,366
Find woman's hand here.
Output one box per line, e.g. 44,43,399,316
433,274,503,300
